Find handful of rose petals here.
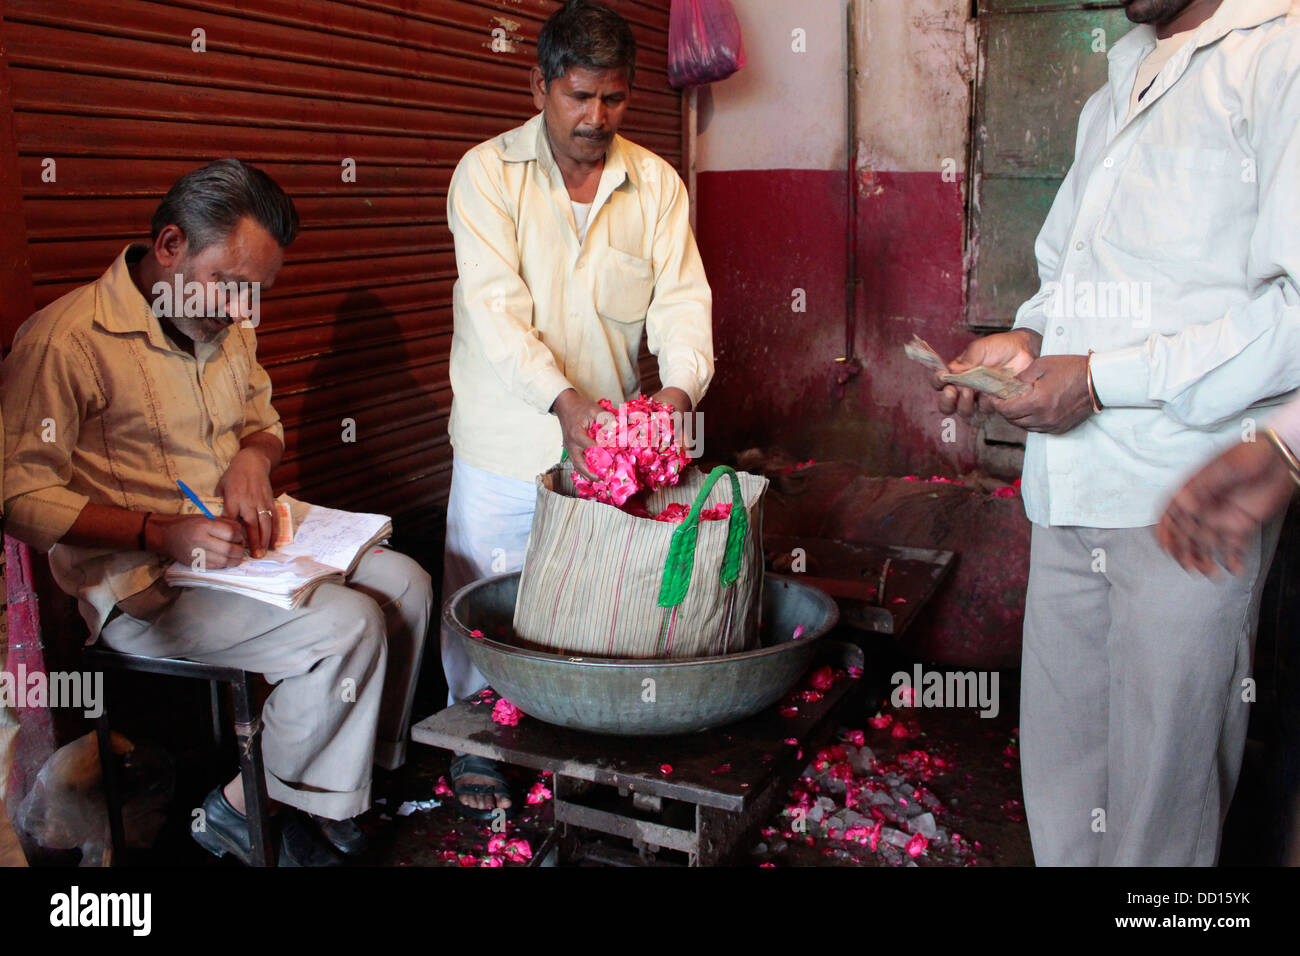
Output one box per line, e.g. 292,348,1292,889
573,395,691,508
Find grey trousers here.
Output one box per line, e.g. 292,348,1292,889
100,547,432,820
1021,520,1280,866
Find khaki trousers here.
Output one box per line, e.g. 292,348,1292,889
100,547,431,820
1020,519,1280,866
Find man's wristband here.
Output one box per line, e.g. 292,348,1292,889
138,512,153,552
1086,350,1104,413
1265,429,1300,487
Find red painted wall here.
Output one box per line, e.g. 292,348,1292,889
697,168,980,477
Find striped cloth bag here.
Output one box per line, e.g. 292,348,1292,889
513,464,769,658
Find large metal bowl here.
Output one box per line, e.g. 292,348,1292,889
444,573,839,736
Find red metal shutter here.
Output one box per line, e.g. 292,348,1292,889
1,0,681,543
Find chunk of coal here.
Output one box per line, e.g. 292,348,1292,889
909,812,938,839
881,827,911,848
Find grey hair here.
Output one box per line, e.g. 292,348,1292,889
151,159,299,253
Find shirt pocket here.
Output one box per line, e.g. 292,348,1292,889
593,247,654,324
1101,144,1235,262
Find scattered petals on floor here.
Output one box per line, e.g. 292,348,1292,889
491,698,523,726
751,705,1003,867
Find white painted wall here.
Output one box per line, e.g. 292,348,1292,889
695,0,848,172
856,0,974,174
694,0,973,175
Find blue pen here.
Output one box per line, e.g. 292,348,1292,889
177,480,217,519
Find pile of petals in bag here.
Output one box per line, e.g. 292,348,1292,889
572,395,730,525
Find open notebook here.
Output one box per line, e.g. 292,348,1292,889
164,495,393,609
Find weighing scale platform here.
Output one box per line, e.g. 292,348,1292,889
411,639,865,866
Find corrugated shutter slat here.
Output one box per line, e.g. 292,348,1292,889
3,0,681,537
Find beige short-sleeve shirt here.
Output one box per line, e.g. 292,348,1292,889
1,244,284,638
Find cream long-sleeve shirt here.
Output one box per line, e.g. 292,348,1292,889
446,112,714,482
1012,0,1300,528
1,245,284,639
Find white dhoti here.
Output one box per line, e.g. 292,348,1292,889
440,455,537,704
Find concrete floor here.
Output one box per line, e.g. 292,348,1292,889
12,634,1288,867
9,639,1035,867
366,674,1032,868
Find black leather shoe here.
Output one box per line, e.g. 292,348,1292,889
310,814,369,856
279,811,345,867
192,787,256,865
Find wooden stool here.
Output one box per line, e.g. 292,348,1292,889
84,646,276,866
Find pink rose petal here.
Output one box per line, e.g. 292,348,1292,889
491,698,523,726
504,838,533,862
526,781,552,805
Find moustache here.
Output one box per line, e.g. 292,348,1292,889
574,129,611,141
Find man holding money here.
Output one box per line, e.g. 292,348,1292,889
936,0,1300,865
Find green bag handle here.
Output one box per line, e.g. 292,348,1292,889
658,465,749,609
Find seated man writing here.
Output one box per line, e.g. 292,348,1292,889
1,159,432,866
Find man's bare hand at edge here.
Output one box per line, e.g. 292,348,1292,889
1157,438,1296,577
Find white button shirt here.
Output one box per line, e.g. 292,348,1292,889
1013,0,1300,527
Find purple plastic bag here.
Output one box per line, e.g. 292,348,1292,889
668,0,747,89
